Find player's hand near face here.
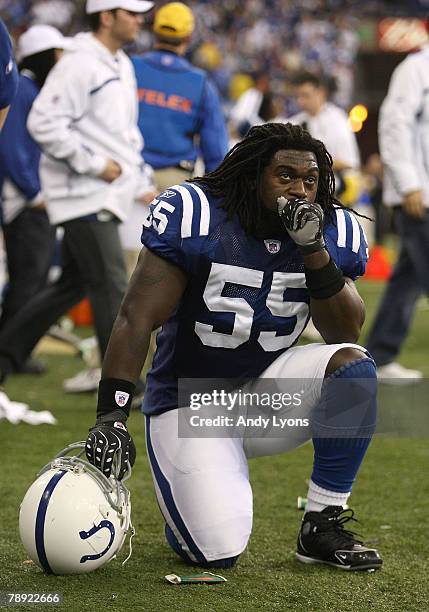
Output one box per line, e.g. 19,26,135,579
276,193,364,345
277,196,325,254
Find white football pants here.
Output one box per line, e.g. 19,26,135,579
145,342,365,563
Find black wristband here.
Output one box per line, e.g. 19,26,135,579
96,378,136,421
305,257,345,299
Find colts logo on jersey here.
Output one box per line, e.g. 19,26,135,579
264,239,281,254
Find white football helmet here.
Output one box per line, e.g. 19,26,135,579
19,442,133,575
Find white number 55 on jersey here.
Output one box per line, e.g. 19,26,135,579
195,263,309,352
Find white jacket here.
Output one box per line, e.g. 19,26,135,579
286,103,360,170
27,33,143,225
379,45,429,207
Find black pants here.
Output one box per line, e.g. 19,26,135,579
0,207,56,330
0,217,127,373
366,207,429,365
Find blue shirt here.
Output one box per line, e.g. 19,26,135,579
0,18,18,110
0,73,41,202
132,50,228,172
141,184,368,415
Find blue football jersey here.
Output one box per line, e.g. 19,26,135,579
141,184,368,415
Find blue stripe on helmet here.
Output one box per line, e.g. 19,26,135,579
35,470,67,574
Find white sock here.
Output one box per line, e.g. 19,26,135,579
305,480,350,513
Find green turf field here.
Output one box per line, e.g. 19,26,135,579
1,280,428,611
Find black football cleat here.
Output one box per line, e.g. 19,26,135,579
296,505,382,571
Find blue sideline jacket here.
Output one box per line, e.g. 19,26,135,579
132,50,228,172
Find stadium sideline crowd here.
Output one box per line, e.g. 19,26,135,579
1,0,427,111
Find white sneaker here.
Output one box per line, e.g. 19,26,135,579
63,368,101,393
376,362,423,385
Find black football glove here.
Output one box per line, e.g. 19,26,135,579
277,196,325,255
85,421,136,479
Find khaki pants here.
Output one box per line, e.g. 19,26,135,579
125,249,139,279
154,167,192,192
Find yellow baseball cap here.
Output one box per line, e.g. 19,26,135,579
153,2,194,39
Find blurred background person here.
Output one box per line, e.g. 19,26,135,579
365,33,429,384
0,0,153,397
286,71,361,185
230,71,280,139
363,153,385,245
0,16,18,130
132,1,228,191
284,70,361,341
0,25,69,374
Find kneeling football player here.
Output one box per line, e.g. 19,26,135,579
86,123,382,572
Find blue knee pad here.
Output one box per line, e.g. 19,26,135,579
311,357,377,493
165,524,239,569
313,357,377,438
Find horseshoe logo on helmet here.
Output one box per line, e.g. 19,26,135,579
79,520,115,563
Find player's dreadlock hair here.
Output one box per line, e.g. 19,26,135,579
191,122,350,235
